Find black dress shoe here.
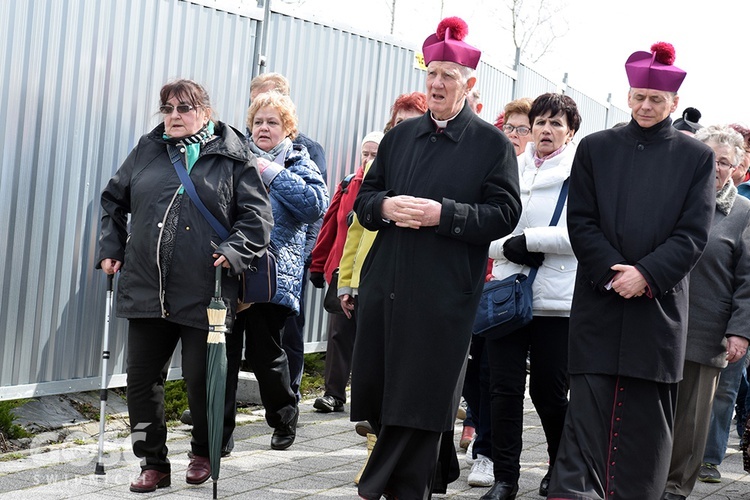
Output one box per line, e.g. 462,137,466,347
662,493,686,500
539,470,551,496
271,406,299,450
313,394,344,413
480,481,519,500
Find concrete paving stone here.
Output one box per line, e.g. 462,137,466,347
300,484,359,498
208,472,277,493
1,384,749,498
281,452,359,473
0,474,36,495
8,474,107,498
266,470,350,492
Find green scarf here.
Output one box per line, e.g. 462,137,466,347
163,121,215,194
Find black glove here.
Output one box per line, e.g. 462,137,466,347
503,234,545,268
309,272,325,289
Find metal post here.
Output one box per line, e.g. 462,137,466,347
251,0,271,83
511,46,521,100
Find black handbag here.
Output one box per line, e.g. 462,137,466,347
473,178,569,339
323,269,343,315
473,269,535,339
239,241,278,304
168,146,277,306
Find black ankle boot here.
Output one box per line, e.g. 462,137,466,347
479,481,519,500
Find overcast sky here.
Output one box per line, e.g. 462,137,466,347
290,0,750,127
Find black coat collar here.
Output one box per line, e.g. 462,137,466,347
415,101,474,142
625,115,676,142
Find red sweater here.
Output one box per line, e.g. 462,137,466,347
310,165,364,284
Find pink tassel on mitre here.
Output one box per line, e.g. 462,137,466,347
650,42,676,65
436,17,468,41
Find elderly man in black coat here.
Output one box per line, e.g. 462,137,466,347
351,17,522,500
548,43,716,500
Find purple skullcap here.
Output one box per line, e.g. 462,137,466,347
625,42,686,92
422,17,481,70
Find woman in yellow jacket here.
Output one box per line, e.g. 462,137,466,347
338,162,377,319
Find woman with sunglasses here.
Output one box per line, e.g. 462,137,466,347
481,93,581,500
97,79,273,493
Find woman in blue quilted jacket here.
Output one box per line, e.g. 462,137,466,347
224,91,329,451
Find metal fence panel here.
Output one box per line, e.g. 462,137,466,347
0,0,632,399
0,0,258,399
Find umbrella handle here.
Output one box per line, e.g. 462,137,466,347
214,265,222,298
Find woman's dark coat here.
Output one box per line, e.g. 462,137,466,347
567,117,715,384
352,103,522,432
686,186,750,369
97,121,273,329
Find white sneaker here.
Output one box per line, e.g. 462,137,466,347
468,454,494,487
465,438,475,465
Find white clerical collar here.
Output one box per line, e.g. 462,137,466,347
430,108,462,129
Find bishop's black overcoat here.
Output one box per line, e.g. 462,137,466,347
567,117,715,384
351,103,522,432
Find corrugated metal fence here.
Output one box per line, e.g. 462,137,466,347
0,0,630,400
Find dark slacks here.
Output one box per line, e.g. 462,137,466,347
322,304,357,402
485,316,569,482
462,334,492,459
282,268,309,400
549,374,677,500
225,302,297,440
358,424,442,500
126,318,209,472
666,360,720,497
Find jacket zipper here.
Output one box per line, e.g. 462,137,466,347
156,145,189,317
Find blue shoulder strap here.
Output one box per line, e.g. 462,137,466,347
527,177,570,282
167,145,230,241
548,178,570,227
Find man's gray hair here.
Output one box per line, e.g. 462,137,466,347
458,65,475,82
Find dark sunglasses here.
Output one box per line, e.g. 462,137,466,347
159,104,197,115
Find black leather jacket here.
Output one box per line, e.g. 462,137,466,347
97,121,273,329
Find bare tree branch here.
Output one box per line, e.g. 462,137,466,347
498,0,569,64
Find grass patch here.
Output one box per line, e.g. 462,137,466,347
164,380,189,422
0,400,31,440
70,399,99,421
300,352,326,398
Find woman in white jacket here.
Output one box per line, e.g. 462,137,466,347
480,93,581,500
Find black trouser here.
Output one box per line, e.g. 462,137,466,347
358,424,442,500
486,316,569,483
225,302,297,441
322,302,357,402
127,318,210,472
462,334,492,459
282,267,308,400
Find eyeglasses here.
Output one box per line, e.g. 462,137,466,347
716,158,736,170
502,124,531,136
159,104,197,115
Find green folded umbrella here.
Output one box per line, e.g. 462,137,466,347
206,266,228,499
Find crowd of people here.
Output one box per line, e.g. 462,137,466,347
96,14,750,500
